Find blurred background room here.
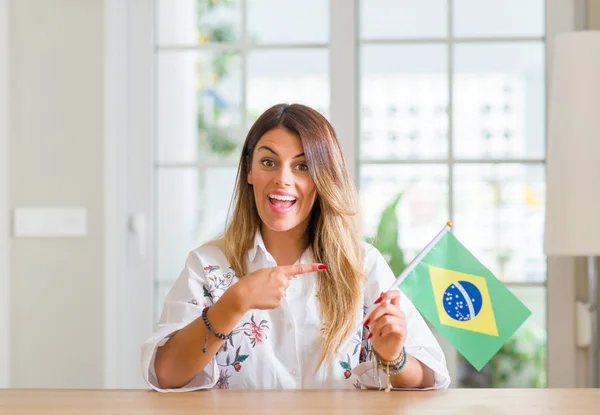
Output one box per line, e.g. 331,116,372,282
1,0,599,390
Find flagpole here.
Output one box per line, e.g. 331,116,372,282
359,222,453,329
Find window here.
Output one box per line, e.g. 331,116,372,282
358,0,547,388
153,0,548,388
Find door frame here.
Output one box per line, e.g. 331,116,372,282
104,0,128,389
104,0,155,389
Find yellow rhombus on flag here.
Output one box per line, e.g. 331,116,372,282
398,225,532,371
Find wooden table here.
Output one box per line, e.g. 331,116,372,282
1,389,600,414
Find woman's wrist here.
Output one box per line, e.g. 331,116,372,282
220,281,249,315
374,347,407,372
389,355,436,389
200,287,247,347
372,343,405,363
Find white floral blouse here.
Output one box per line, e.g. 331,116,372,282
141,231,451,392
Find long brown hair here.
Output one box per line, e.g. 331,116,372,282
215,103,364,369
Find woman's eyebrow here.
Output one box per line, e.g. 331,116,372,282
258,145,278,156
258,146,305,159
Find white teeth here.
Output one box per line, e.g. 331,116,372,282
269,194,297,201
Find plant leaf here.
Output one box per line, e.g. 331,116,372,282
388,245,406,277
375,193,402,249
237,355,249,363
371,193,407,276
203,285,213,299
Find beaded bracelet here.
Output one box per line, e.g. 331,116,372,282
373,346,408,392
201,306,233,354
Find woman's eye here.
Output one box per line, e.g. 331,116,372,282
297,163,309,172
261,159,275,168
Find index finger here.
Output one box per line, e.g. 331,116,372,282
278,263,328,277
377,288,402,307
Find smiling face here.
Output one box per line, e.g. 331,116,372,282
247,127,318,234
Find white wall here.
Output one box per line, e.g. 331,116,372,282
0,0,10,388
9,0,105,388
592,0,600,384
582,0,600,387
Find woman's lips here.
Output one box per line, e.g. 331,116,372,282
268,197,297,214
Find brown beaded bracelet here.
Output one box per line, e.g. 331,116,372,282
373,347,406,368
201,306,233,353
372,346,408,392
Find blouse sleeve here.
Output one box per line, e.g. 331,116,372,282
140,248,220,392
353,244,451,390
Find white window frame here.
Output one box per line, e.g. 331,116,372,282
0,0,10,389
105,0,583,389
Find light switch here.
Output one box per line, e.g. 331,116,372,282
12,207,87,238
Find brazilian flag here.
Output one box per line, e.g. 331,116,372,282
399,229,531,371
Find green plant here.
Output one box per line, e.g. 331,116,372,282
367,194,406,277
196,0,240,158
197,0,238,44
197,93,238,156
487,325,547,388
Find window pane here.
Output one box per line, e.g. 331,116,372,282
453,164,546,283
360,164,448,265
156,51,243,163
156,168,201,300
361,0,447,40
155,167,238,322
247,49,329,125
156,0,242,45
247,0,328,44
453,42,545,160
453,0,544,38
458,285,547,388
361,45,448,160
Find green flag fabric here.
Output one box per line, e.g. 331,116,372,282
399,230,532,371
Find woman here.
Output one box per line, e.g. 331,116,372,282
141,103,450,391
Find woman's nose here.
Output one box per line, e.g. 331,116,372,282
274,165,293,187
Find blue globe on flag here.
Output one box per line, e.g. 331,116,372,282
443,281,483,322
